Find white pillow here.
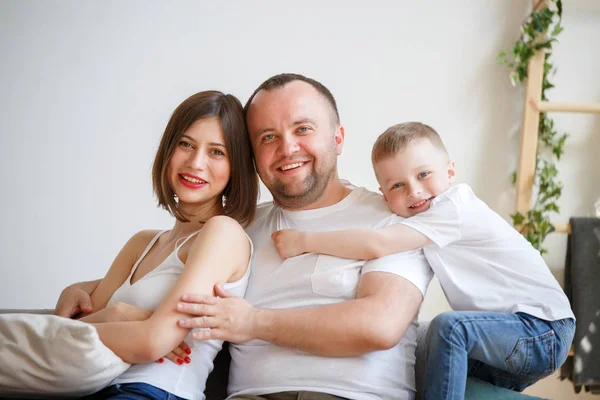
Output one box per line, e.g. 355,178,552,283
0,313,130,397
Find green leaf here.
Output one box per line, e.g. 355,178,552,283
551,24,564,37
511,212,525,226
558,0,563,18
497,51,507,65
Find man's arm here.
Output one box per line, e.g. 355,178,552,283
178,271,424,357
272,224,431,260
252,272,423,356
54,279,101,318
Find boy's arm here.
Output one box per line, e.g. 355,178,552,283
272,224,431,260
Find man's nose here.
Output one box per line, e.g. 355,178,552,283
279,135,300,157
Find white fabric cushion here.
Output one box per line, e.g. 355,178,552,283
0,313,130,397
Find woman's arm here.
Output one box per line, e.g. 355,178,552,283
54,231,159,318
89,230,161,311
272,224,431,260
91,216,250,364
79,302,153,324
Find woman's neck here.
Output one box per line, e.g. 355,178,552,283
170,200,223,238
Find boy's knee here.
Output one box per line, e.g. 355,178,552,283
430,312,461,331
428,312,467,343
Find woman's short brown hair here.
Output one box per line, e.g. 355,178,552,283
152,91,258,226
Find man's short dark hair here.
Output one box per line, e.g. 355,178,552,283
244,73,340,126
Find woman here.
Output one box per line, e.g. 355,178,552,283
78,90,258,399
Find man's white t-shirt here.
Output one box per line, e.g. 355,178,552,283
400,183,574,322
228,186,434,400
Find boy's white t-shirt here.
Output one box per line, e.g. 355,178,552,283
228,186,434,400
400,183,574,322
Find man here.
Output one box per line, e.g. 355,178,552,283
57,74,433,399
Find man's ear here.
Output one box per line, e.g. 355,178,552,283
448,160,456,178
334,126,345,155
379,187,387,202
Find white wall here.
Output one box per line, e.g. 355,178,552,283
1,1,598,398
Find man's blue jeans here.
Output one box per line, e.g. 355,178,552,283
83,382,186,400
422,311,575,400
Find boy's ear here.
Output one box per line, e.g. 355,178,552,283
379,187,387,201
447,160,456,178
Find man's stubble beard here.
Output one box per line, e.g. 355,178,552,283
263,153,338,210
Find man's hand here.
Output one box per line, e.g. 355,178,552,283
271,229,307,259
55,285,94,318
176,284,258,343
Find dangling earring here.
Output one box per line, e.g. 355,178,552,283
174,194,179,204
222,195,227,208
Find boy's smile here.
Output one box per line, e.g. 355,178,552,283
375,138,455,218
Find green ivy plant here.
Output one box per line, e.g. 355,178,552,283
497,0,567,254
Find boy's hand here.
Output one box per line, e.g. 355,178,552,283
271,229,307,259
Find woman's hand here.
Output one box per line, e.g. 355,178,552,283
157,341,192,366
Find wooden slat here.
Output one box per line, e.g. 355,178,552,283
533,0,547,11
515,49,546,214
552,223,572,234
538,101,600,114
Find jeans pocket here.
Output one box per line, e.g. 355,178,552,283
505,329,556,379
310,255,363,297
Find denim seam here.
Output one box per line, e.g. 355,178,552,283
445,316,549,392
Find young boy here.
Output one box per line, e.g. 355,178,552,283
271,122,575,399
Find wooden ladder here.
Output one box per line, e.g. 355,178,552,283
515,0,600,235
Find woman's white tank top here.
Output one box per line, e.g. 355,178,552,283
107,229,252,400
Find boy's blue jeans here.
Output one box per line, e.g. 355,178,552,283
422,311,575,400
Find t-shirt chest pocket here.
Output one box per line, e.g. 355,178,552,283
310,255,364,298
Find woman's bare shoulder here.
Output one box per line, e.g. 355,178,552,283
123,229,165,255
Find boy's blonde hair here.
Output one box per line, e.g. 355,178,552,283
371,122,448,164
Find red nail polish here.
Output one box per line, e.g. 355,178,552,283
184,357,191,363
177,358,183,365
158,358,164,363
185,348,191,355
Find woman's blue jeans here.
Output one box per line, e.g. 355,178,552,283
84,382,186,400
422,311,575,400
